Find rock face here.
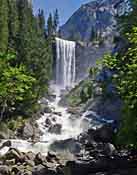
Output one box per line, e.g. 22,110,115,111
58,0,131,81
60,0,130,42
75,41,113,81
17,121,41,141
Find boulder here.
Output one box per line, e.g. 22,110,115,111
48,124,62,135
24,171,32,175
17,121,41,141
5,148,24,163
5,159,15,166
0,132,9,139
32,165,45,175
34,153,45,165
0,140,11,150
46,152,59,163
103,143,116,156
25,160,35,167
11,165,25,174
21,123,34,139
49,138,81,154
92,125,114,143
53,112,62,116
25,151,36,161
0,165,10,175
45,118,52,127
43,106,52,113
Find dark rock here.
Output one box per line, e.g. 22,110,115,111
34,153,45,165
22,123,34,139
25,151,36,161
93,125,114,143
0,132,8,139
43,106,52,113
5,159,16,166
47,152,57,160
46,152,60,163
48,124,62,135
24,171,32,175
17,121,41,141
53,112,62,116
103,143,116,156
0,140,11,150
32,164,56,175
45,118,52,127
12,165,21,174
25,160,35,167
49,138,81,154
5,148,24,163
0,165,10,175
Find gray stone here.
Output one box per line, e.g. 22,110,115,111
0,132,9,139
5,148,24,163
48,124,62,135
0,165,10,175
34,153,45,165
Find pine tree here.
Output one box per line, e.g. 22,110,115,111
0,0,9,52
37,9,45,37
90,27,96,41
53,9,59,33
16,0,34,64
47,13,54,37
8,0,19,49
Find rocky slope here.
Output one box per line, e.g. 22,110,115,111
60,0,130,42
1,125,137,175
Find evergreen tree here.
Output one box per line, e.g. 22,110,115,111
37,9,45,37
16,0,34,64
47,13,54,37
90,27,96,41
53,9,59,33
0,0,53,120
0,0,9,52
8,0,19,49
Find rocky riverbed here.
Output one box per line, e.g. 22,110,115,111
0,125,137,175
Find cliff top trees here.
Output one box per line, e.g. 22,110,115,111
0,0,9,52
47,9,60,37
8,0,19,49
53,9,59,33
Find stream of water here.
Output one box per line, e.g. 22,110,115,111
0,38,114,157
0,38,90,156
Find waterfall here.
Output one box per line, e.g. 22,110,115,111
55,37,76,89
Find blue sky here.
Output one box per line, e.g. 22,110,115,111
33,0,91,25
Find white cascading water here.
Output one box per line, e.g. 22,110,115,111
55,37,76,89
0,38,90,156
0,37,113,156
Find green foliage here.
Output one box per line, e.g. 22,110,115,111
0,0,9,52
99,0,137,147
37,9,45,37
47,13,54,37
8,0,19,49
0,0,53,121
53,9,59,33
80,80,93,103
0,52,36,120
47,9,60,37
7,116,26,131
102,27,137,146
